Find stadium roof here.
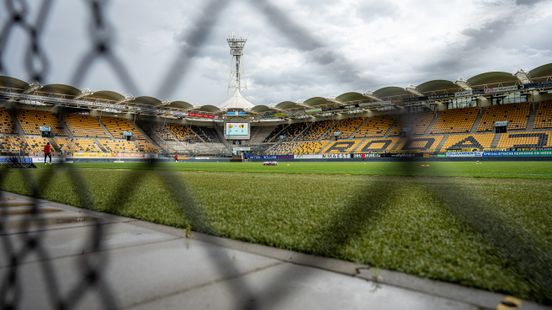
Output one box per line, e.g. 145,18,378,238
416,80,463,94
195,105,220,113
303,97,340,107
127,96,162,106
528,63,552,81
335,92,379,103
250,105,279,113
467,71,519,87
275,101,305,110
165,101,193,110
373,86,411,99
2,63,552,117
35,84,82,98
81,90,126,102
0,76,29,91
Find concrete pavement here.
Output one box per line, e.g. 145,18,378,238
0,191,549,310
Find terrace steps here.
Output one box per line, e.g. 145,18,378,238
491,133,502,148
424,112,439,135
435,134,449,152
97,116,115,139
526,103,537,131
469,108,484,133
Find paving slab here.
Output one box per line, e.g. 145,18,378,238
130,262,476,310
1,191,550,310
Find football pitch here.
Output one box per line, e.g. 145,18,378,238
2,161,552,303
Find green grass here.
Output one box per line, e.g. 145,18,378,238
74,161,552,179
2,161,552,303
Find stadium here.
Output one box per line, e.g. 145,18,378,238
2,63,552,160
1,1,552,309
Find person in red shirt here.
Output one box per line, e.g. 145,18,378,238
44,142,52,164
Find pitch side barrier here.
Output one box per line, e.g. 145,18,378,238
0,156,36,168
250,151,552,162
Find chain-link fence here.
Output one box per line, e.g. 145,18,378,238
1,0,552,309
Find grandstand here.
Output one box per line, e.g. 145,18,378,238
430,108,478,134
442,133,495,151
535,101,552,129
66,114,110,138
497,131,552,149
17,109,66,136
301,120,335,141
1,63,552,158
293,141,327,155
165,124,201,142
0,108,14,134
352,116,395,138
329,117,364,139
477,104,530,132
100,116,145,140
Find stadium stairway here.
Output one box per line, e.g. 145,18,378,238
526,104,537,131
95,138,109,153
49,138,62,153
265,138,286,154
435,134,449,152
136,124,164,151
250,126,276,145
11,109,26,136
350,117,371,138
491,133,502,149
317,141,334,154
293,122,316,142
97,116,115,139
191,127,208,143
319,120,339,140
213,125,233,154
469,108,484,133
424,112,440,135
350,138,367,153
265,124,290,143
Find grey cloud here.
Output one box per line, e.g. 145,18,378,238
247,0,374,88
356,0,399,21
461,18,513,50
515,0,549,6
3,0,552,106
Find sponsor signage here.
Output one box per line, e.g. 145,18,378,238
427,94,450,100
188,112,216,119
404,96,429,102
305,108,322,114
454,90,473,97
522,81,552,89
294,154,323,159
445,151,483,158
232,146,251,152
484,85,519,94
353,153,381,159
226,111,248,116
483,150,552,157
322,153,351,159
251,155,277,160
170,111,187,118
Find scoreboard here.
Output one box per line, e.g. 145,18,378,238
224,122,250,139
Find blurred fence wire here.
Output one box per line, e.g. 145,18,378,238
1,0,552,309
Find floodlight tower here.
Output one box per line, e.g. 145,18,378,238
227,35,247,91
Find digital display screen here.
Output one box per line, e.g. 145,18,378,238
224,122,250,139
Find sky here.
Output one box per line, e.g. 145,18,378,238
1,0,552,106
